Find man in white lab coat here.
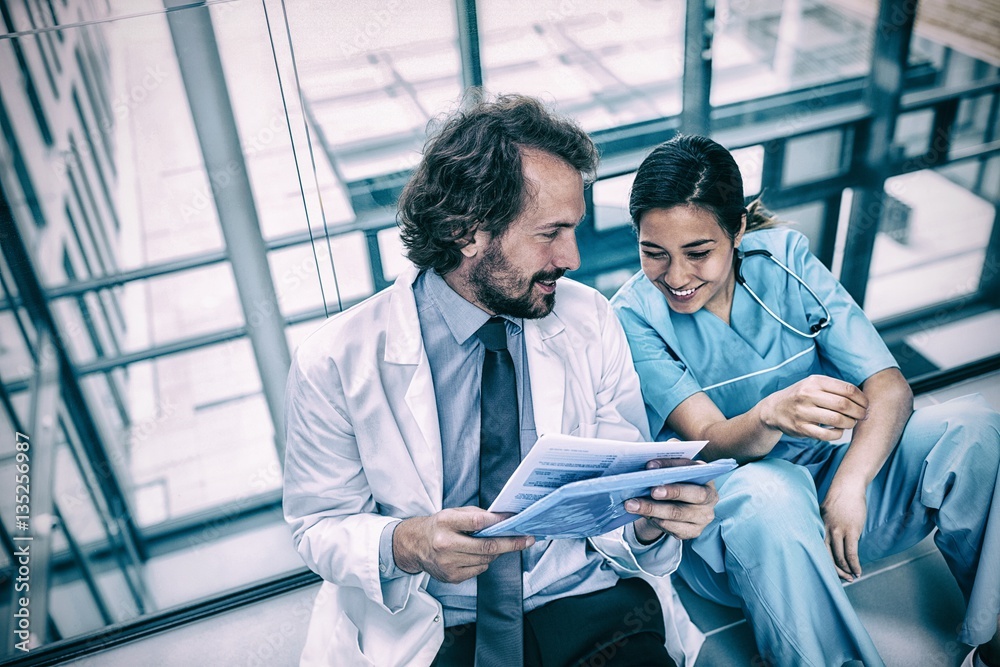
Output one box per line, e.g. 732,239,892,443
282,94,717,667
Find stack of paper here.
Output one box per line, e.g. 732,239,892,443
474,434,736,540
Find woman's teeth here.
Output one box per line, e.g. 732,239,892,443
669,286,696,296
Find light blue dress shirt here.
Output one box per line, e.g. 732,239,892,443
379,269,655,627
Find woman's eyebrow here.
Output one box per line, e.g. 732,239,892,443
681,239,715,249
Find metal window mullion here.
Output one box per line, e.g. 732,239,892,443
760,138,785,196
364,229,390,292
51,504,115,626
974,91,999,194
163,0,290,461
681,0,713,136
12,328,60,647
979,203,1000,306
57,414,150,614
839,0,917,306
455,0,483,93
817,193,842,269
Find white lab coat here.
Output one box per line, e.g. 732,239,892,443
283,265,705,666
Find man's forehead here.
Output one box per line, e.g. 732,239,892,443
519,146,576,172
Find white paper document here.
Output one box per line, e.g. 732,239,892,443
488,433,709,514
474,458,736,540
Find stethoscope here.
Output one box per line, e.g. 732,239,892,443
734,249,833,339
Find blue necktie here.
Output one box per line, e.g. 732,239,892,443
474,317,524,666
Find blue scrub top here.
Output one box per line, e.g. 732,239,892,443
611,228,898,458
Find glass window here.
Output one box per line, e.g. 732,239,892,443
49,533,112,637
269,232,373,317
208,0,357,241
55,438,110,546
731,144,764,197
951,93,994,155
893,109,935,160
865,163,995,321
79,371,131,475
712,0,875,106
982,155,1000,201
937,159,979,191
282,1,463,183
783,130,843,186
101,10,228,270
0,401,19,461
480,1,685,132
592,172,635,232
0,309,34,384
377,225,412,282
142,516,304,609
775,201,826,255
595,268,637,298
6,391,32,441
53,262,246,366
50,295,100,365
93,568,142,623
109,338,279,527
0,256,36,387
144,263,245,345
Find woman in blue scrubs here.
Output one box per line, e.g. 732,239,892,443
611,135,1000,667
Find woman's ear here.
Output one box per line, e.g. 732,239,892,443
734,213,747,249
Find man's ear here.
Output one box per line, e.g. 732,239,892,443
460,227,491,258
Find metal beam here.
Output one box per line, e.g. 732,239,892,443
681,0,713,135
10,329,60,649
455,0,483,95
51,504,115,627
839,0,917,305
980,203,1000,306
163,0,290,462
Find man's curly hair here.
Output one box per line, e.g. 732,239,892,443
397,94,599,274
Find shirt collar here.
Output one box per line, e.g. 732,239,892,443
421,270,523,344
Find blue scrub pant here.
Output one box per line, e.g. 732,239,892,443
676,394,1000,667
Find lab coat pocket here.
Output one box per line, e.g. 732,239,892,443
570,422,599,438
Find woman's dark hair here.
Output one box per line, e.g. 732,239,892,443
398,93,599,273
629,134,779,239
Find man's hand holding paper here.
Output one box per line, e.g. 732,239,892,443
393,508,535,584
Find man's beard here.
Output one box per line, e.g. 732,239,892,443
469,241,564,319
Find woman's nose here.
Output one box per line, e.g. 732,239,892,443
665,259,690,287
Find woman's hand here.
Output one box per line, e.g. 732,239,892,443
759,375,868,441
820,478,868,581
627,459,719,543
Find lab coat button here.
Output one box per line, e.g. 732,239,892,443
433,615,441,623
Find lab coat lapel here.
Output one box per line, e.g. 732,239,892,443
384,267,444,510
524,311,566,437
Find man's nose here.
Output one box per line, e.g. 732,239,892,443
555,232,581,272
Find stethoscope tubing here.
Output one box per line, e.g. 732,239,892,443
734,249,833,339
